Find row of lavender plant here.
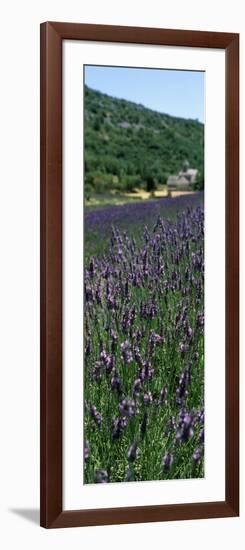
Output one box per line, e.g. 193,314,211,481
84,205,204,483
84,192,204,260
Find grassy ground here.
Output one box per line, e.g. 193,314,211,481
85,186,196,208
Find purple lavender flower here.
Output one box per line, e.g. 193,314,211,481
163,416,177,437
184,322,193,340
84,440,90,462
143,391,153,406
119,398,136,417
150,331,163,346
133,378,142,396
91,361,103,381
120,340,133,364
106,292,117,311
175,412,194,443
112,416,128,441
199,428,205,444
133,346,143,367
111,372,122,395
193,447,202,464
139,361,154,381
100,349,114,373
127,442,137,463
176,366,191,404
90,405,102,428
197,312,204,329
110,329,118,353
178,341,189,354
149,303,158,319
162,452,173,472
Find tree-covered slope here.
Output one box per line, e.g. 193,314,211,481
84,85,204,194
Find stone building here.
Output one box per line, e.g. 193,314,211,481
167,160,198,190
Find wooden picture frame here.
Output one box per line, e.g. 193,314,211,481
40,21,239,528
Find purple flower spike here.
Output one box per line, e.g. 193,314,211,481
133,378,142,396
143,391,153,406
162,452,173,472
120,340,133,364
178,341,189,354
139,361,154,381
175,412,194,443
193,448,202,464
119,398,136,417
111,372,122,395
199,428,205,443
84,440,90,462
100,349,114,373
127,442,137,463
112,416,128,441
110,329,118,353
90,405,102,428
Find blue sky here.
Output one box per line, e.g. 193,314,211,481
85,66,205,123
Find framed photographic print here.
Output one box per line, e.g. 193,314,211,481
40,22,239,528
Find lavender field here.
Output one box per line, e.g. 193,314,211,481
84,194,204,483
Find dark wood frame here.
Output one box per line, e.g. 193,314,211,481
40,21,239,528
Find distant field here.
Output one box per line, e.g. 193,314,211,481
84,191,204,260
85,186,196,208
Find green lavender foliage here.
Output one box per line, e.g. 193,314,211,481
84,196,204,484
